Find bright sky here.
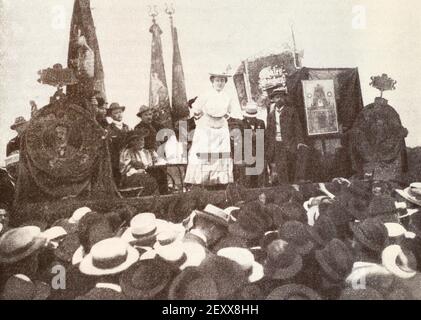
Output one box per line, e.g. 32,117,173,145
1,0,421,164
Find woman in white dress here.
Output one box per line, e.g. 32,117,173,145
184,70,234,187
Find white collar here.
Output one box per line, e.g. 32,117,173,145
95,283,122,293
275,106,285,113
112,120,124,129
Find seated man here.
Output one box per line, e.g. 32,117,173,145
119,130,159,196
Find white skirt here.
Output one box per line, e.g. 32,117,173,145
184,116,233,185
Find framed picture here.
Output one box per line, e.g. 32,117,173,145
302,79,340,136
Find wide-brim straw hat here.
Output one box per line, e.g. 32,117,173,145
381,245,417,279
79,238,139,276
396,183,421,207
0,226,46,264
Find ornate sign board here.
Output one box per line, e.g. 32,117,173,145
37,64,79,88
302,79,339,136
234,51,297,107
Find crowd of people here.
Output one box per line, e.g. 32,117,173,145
1,176,421,300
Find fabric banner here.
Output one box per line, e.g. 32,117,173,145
149,21,173,130
171,25,189,121
66,0,106,102
14,99,118,205
234,51,297,106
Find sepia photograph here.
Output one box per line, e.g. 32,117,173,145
0,0,421,304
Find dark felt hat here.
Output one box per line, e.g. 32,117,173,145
120,259,173,299
315,238,355,282
106,102,125,116
277,201,307,225
10,116,28,130
264,239,303,280
350,218,389,252
266,284,322,300
168,267,219,300
126,128,150,146
305,214,338,247
278,221,315,255
368,195,397,218
75,287,126,300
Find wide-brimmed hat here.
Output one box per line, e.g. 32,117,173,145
305,215,338,247
339,287,384,300
136,105,152,117
107,102,126,116
168,267,219,300
396,183,421,207
243,102,258,118
10,116,28,130
217,247,264,283
196,255,249,299
368,195,397,218
315,238,354,282
381,245,417,279
121,213,169,247
278,221,315,255
0,226,46,264
125,129,150,146
209,67,232,79
195,204,232,228
228,201,273,240
384,223,416,239
120,259,173,299
1,274,50,300
263,239,303,280
79,238,139,276
276,201,307,225
266,284,321,300
350,218,388,252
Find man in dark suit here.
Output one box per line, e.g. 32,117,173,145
240,102,266,188
265,88,308,184
107,103,129,187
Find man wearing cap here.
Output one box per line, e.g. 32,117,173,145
134,105,168,194
265,87,307,184
240,102,266,188
7,116,28,157
107,103,129,186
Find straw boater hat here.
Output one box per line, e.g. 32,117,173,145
137,105,152,118
266,284,321,300
195,204,232,228
79,238,139,276
381,245,417,279
217,247,264,283
120,213,169,248
10,116,28,130
120,259,173,299
243,101,258,118
1,274,50,300
0,226,46,264
106,102,125,117
396,183,421,207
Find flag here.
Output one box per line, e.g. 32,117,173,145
171,23,188,122
66,0,106,102
149,20,173,130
